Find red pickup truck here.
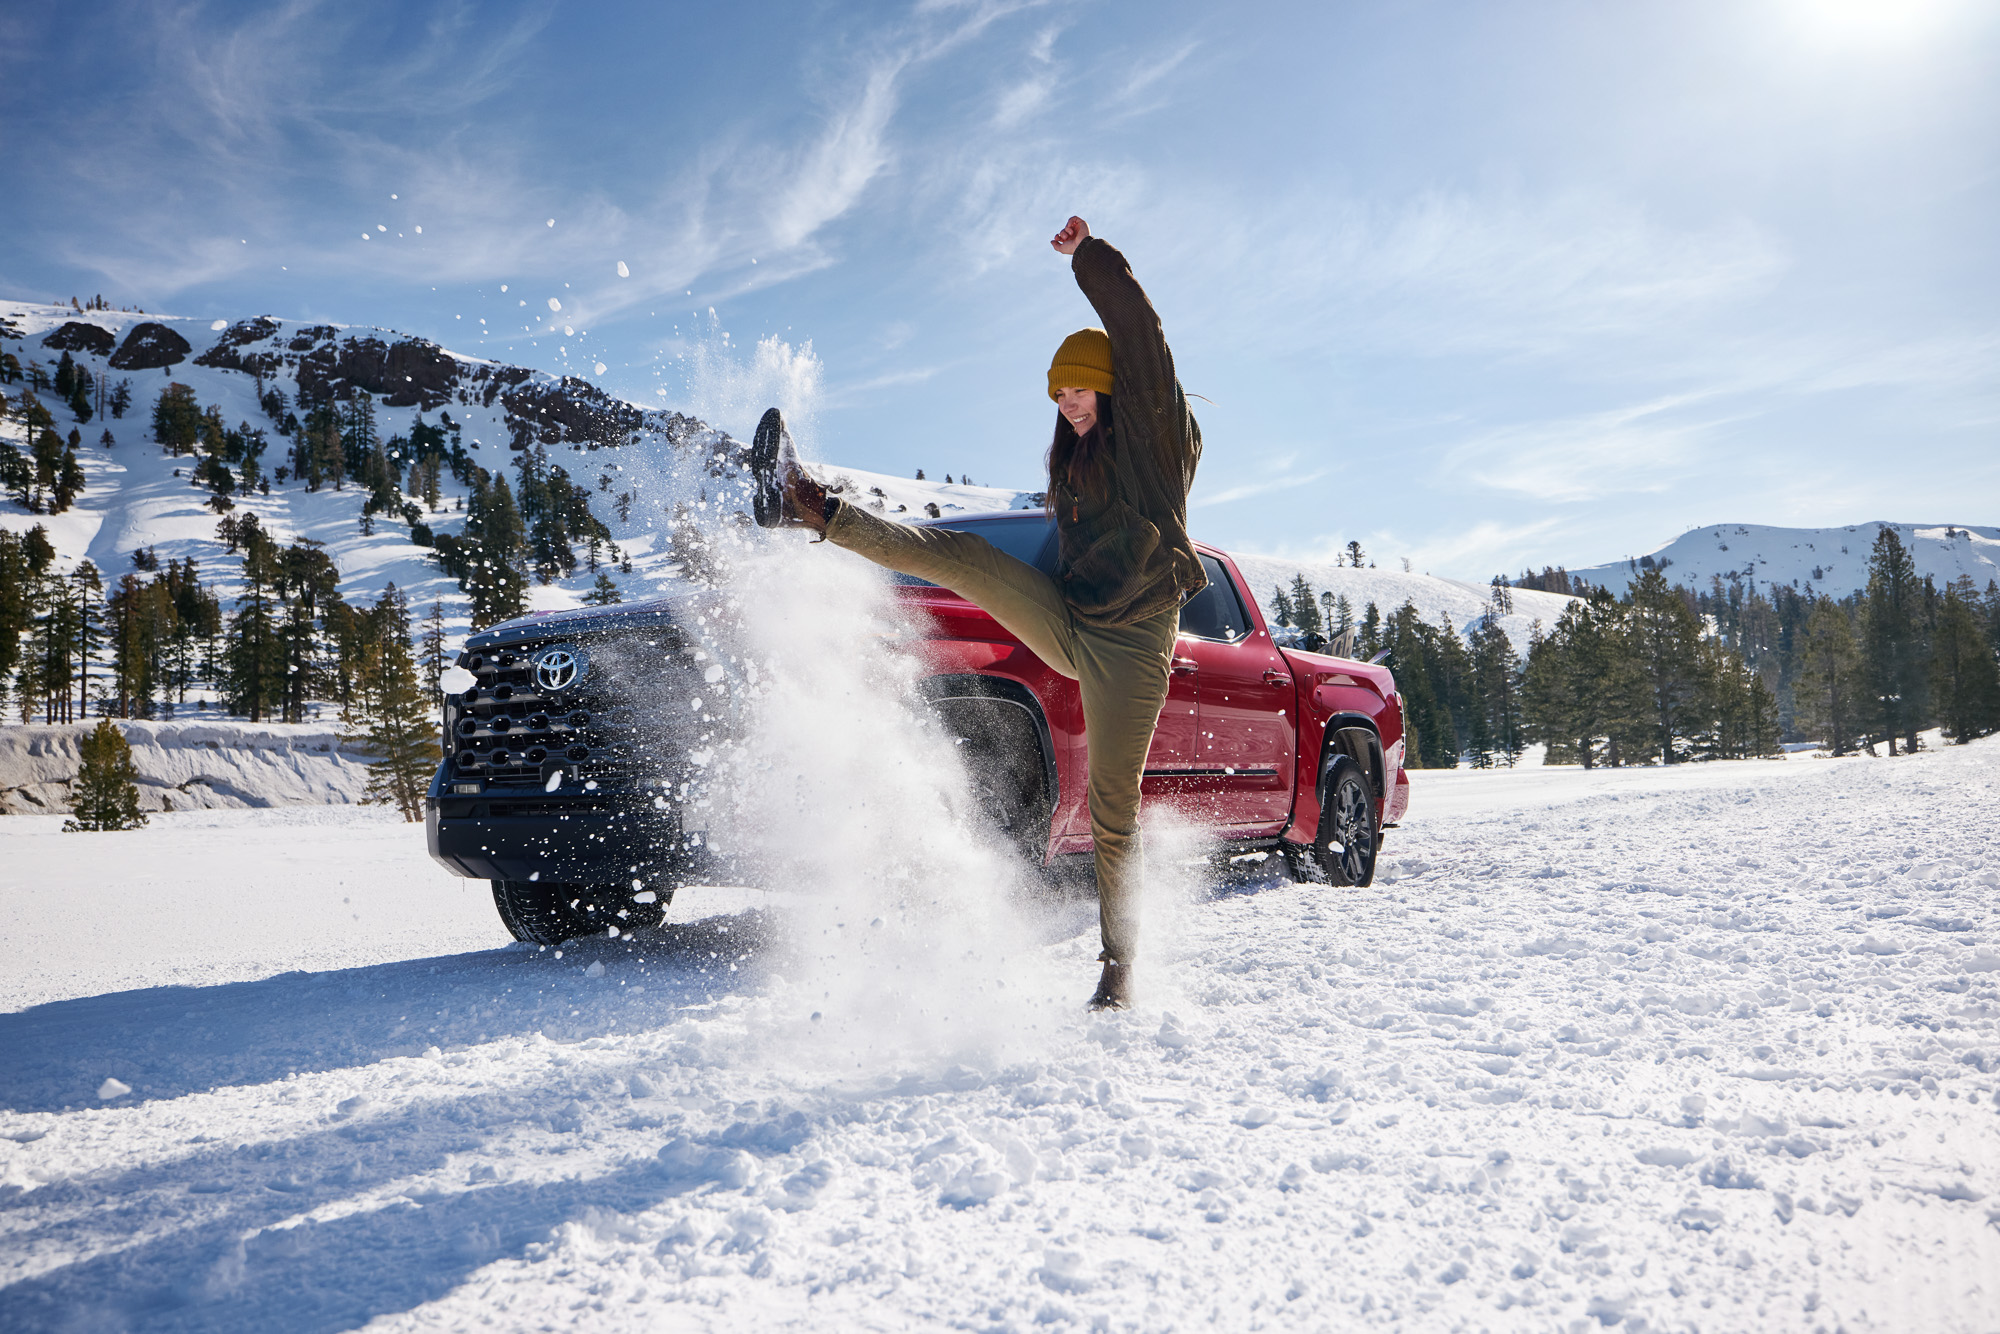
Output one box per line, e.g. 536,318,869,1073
427,511,1409,945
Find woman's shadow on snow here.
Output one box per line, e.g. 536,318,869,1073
0,907,778,1115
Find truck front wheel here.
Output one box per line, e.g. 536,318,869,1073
491,880,668,946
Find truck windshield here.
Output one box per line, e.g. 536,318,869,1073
888,515,1056,586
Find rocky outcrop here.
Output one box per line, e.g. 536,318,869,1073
501,376,648,449
194,317,286,377
178,311,716,456
295,333,462,411
41,321,116,355
109,322,193,370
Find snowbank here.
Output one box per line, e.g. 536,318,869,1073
0,719,376,814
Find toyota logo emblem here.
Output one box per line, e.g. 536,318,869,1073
533,646,585,691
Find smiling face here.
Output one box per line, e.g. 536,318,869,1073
1053,386,1100,436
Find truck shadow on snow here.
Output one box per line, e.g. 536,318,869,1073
0,1106,800,1333
0,910,776,1115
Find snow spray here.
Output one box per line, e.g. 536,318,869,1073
612,332,1078,1075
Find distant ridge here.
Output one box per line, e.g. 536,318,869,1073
1564,521,1998,598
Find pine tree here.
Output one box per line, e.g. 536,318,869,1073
1859,527,1928,753
0,532,32,711
341,393,379,479
1288,574,1323,642
1357,602,1382,659
64,719,148,832
1269,585,1295,628
273,540,343,723
583,573,622,605
224,526,286,720
151,383,202,455
419,600,448,708
1797,597,1864,755
1931,578,2000,743
1345,540,1365,568
343,586,439,821
1625,570,1708,764
1381,601,1456,768
1469,614,1523,766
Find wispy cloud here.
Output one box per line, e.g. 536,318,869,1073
1158,186,1791,363
1189,455,1329,508
1440,393,1742,503
34,0,1048,326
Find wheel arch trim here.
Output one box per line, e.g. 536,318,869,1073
917,673,1059,815
1317,712,1385,807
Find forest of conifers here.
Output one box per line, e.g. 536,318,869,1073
1265,526,2000,770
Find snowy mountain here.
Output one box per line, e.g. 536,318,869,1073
1567,521,2000,598
0,300,1032,660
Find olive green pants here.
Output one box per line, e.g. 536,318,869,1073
824,502,1176,964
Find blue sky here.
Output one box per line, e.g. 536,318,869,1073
4,0,1995,580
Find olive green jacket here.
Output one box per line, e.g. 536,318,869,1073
1053,236,1206,627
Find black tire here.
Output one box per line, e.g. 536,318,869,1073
491,880,669,946
1298,754,1378,887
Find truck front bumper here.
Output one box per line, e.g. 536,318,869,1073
425,769,707,885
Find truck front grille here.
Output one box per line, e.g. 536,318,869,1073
444,630,692,790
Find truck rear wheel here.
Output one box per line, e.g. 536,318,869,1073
491,880,668,946
1285,755,1378,888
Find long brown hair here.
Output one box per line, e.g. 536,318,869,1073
1045,398,1114,518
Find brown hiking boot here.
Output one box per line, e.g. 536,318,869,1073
1087,960,1132,1011
750,407,831,533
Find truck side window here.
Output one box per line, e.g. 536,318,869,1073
1179,555,1248,641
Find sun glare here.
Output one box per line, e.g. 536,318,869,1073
1785,0,1968,42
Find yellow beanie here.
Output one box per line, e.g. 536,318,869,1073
1047,327,1114,401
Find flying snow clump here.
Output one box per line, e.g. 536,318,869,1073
547,298,562,312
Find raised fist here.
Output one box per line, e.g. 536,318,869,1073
1050,216,1090,256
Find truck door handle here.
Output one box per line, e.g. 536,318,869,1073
1263,670,1291,687
1172,657,1199,674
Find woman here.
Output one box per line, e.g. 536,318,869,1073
752,216,1204,1010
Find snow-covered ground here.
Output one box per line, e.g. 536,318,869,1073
4,739,1996,1331
1568,521,2000,599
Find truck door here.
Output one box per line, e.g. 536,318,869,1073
1137,637,1202,811
1181,554,1296,830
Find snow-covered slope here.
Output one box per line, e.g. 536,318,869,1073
1228,554,1574,656
1569,521,2000,598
